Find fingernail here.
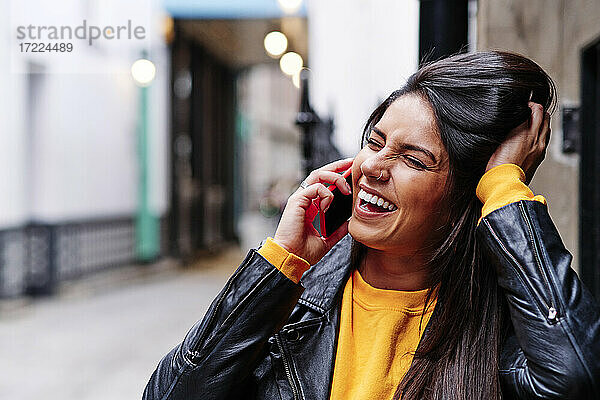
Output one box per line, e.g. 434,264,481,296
346,183,352,193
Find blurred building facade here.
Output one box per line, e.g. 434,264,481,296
0,0,310,298
477,0,600,296
0,0,170,297
165,10,308,258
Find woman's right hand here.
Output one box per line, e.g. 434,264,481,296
273,158,354,265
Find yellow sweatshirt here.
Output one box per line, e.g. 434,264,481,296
258,163,546,400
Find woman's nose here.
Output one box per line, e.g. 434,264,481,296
360,155,389,181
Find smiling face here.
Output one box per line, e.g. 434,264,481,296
348,93,450,255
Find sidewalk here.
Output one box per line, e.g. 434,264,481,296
0,247,244,400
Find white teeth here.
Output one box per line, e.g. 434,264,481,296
358,189,396,211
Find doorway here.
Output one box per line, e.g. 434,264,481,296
580,36,600,299
169,25,237,261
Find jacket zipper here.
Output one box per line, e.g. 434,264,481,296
483,218,557,323
518,202,559,322
275,332,301,400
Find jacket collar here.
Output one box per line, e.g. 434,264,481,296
298,234,354,314
297,234,443,330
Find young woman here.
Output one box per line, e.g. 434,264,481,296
144,51,600,399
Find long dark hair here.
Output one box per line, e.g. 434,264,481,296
352,51,556,399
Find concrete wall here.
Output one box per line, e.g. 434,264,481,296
477,0,600,271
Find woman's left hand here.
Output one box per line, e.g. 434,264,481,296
485,102,551,184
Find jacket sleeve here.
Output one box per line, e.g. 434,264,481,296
142,248,305,400
477,200,600,399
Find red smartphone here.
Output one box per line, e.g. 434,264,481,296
318,168,353,237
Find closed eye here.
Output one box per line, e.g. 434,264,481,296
366,138,383,149
367,134,430,170
403,155,428,170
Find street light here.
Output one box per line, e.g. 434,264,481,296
131,55,159,262
131,59,156,87
280,51,303,76
277,0,303,14
264,31,288,58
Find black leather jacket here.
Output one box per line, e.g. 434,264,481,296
143,201,600,399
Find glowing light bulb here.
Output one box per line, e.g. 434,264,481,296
279,52,303,76
264,31,288,58
131,59,156,86
277,0,303,14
